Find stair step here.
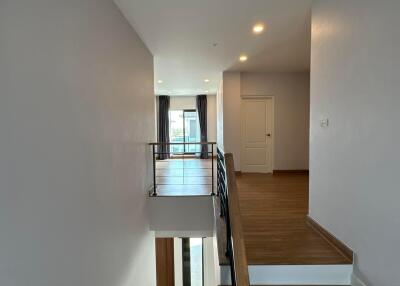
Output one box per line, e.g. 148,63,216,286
219,264,353,285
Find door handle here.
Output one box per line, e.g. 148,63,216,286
266,133,271,137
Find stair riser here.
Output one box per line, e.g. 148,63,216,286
219,264,353,285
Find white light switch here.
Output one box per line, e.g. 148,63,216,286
320,118,329,128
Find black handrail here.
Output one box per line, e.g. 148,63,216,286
217,147,236,285
149,142,216,196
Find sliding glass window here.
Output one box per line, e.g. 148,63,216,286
169,110,200,154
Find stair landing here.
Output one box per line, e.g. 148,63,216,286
214,172,353,285
236,172,351,265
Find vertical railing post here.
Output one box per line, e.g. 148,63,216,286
152,144,157,196
182,142,185,186
211,143,215,196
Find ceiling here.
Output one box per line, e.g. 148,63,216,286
115,0,312,95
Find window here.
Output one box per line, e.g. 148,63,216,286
181,238,203,286
190,238,203,286
169,110,200,154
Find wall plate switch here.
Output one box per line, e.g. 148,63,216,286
320,118,329,128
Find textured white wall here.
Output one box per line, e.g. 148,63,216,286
223,71,310,171
310,1,400,285
0,0,156,285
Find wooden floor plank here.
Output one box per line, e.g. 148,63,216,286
154,158,216,196
156,184,211,196
236,173,351,265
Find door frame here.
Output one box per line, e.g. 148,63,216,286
156,238,175,286
240,95,275,173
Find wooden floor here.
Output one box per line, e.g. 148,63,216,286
154,161,351,266
154,158,215,196
236,173,351,265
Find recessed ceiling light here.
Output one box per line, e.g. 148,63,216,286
157,80,163,84
239,55,248,62
204,79,210,83
253,23,265,34
205,90,209,93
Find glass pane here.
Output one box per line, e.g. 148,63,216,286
184,111,200,153
190,238,203,286
169,110,184,154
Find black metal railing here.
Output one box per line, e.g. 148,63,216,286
217,147,236,286
148,142,216,196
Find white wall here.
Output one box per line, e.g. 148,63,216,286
174,238,184,286
216,80,224,148
170,96,198,110
203,237,217,286
310,1,400,285
148,196,214,237
0,0,156,285
207,95,218,145
223,71,310,171
222,72,242,170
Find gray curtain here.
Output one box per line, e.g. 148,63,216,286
196,95,208,159
157,96,170,160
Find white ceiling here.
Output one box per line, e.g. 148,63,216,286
115,0,312,95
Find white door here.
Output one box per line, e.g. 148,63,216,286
241,98,274,173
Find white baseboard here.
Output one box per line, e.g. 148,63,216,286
219,264,353,285
352,273,368,286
